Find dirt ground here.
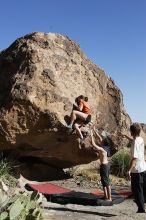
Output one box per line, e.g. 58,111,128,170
44,199,146,220
41,177,146,220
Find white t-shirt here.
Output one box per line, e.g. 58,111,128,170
131,136,146,173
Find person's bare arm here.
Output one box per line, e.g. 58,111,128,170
129,158,137,172
78,102,83,112
121,132,133,141
93,127,102,144
90,131,104,152
127,158,137,179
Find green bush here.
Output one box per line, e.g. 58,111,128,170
110,149,130,177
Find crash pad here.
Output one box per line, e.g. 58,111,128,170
26,183,124,206
91,188,132,199
27,182,72,194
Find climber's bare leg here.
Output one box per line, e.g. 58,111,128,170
74,120,84,139
69,111,87,127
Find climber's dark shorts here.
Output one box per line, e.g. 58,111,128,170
100,164,110,187
84,115,91,125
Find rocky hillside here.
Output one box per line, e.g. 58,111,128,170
140,124,146,145
0,32,131,168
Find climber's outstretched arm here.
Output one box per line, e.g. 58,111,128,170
90,130,104,152
93,126,102,145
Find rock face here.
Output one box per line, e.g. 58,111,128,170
0,32,131,168
140,124,146,145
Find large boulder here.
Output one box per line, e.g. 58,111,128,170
0,32,131,168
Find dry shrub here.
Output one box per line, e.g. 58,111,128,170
110,148,130,177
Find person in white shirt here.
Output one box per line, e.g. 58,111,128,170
122,123,146,213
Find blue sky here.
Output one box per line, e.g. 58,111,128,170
0,0,146,123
